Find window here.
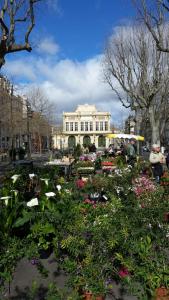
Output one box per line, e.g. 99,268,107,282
90,122,93,131
100,121,103,131
96,121,99,131
105,121,108,131
66,122,69,131
81,122,84,131
85,122,88,131
98,135,106,147
70,122,73,131
75,122,78,131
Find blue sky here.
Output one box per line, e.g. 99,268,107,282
3,0,135,125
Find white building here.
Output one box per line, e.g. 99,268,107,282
56,104,111,149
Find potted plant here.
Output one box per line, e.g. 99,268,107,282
155,287,169,300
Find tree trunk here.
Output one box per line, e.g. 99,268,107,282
0,55,5,68
149,107,160,145
38,134,42,155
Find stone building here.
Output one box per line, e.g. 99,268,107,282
0,76,24,150
60,104,111,149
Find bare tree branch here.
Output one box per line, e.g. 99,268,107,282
134,0,169,53
103,24,169,144
0,0,43,68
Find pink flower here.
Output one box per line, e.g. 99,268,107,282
84,199,91,204
133,176,156,197
118,267,130,278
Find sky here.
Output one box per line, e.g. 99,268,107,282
2,0,136,126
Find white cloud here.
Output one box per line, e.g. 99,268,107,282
37,37,60,55
4,59,36,81
4,54,129,125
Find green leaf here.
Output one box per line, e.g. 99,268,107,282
13,214,32,228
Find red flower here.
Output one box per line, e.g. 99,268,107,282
102,161,113,166
76,179,85,189
164,212,169,222
118,267,130,278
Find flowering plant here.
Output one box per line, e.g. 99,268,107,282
133,176,156,197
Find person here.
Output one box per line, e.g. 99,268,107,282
108,144,115,157
90,143,96,153
149,144,165,183
126,138,137,166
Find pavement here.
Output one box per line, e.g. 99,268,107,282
1,253,137,300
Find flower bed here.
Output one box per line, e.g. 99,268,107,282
0,163,169,299
77,167,95,174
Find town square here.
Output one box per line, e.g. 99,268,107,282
0,1,169,300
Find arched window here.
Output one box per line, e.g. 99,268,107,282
83,135,91,147
68,136,76,148
98,135,106,147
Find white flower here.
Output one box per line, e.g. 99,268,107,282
166,231,169,238
0,196,11,205
82,177,88,182
148,223,152,228
27,198,39,207
11,174,20,183
45,192,56,197
56,185,61,191
40,178,49,186
10,190,18,196
29,174,36,179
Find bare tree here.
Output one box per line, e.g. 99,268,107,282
0,0,42,68
103,24,169,144
134,0,169,53
27,87,55,153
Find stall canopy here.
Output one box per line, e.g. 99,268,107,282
107,133,144,141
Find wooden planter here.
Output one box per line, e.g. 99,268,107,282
83,291,105,300
83,291,93,300
95,296,105,300
160,172,169,186
155,287,169,300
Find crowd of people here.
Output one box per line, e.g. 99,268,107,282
93,139,169,183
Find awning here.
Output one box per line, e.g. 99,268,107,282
107,133,144,141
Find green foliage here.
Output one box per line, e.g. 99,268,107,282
0,161,169,298
74,144,82,158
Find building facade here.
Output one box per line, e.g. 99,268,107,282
0,76,53,153
0,76,25,150
60,104,111,149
